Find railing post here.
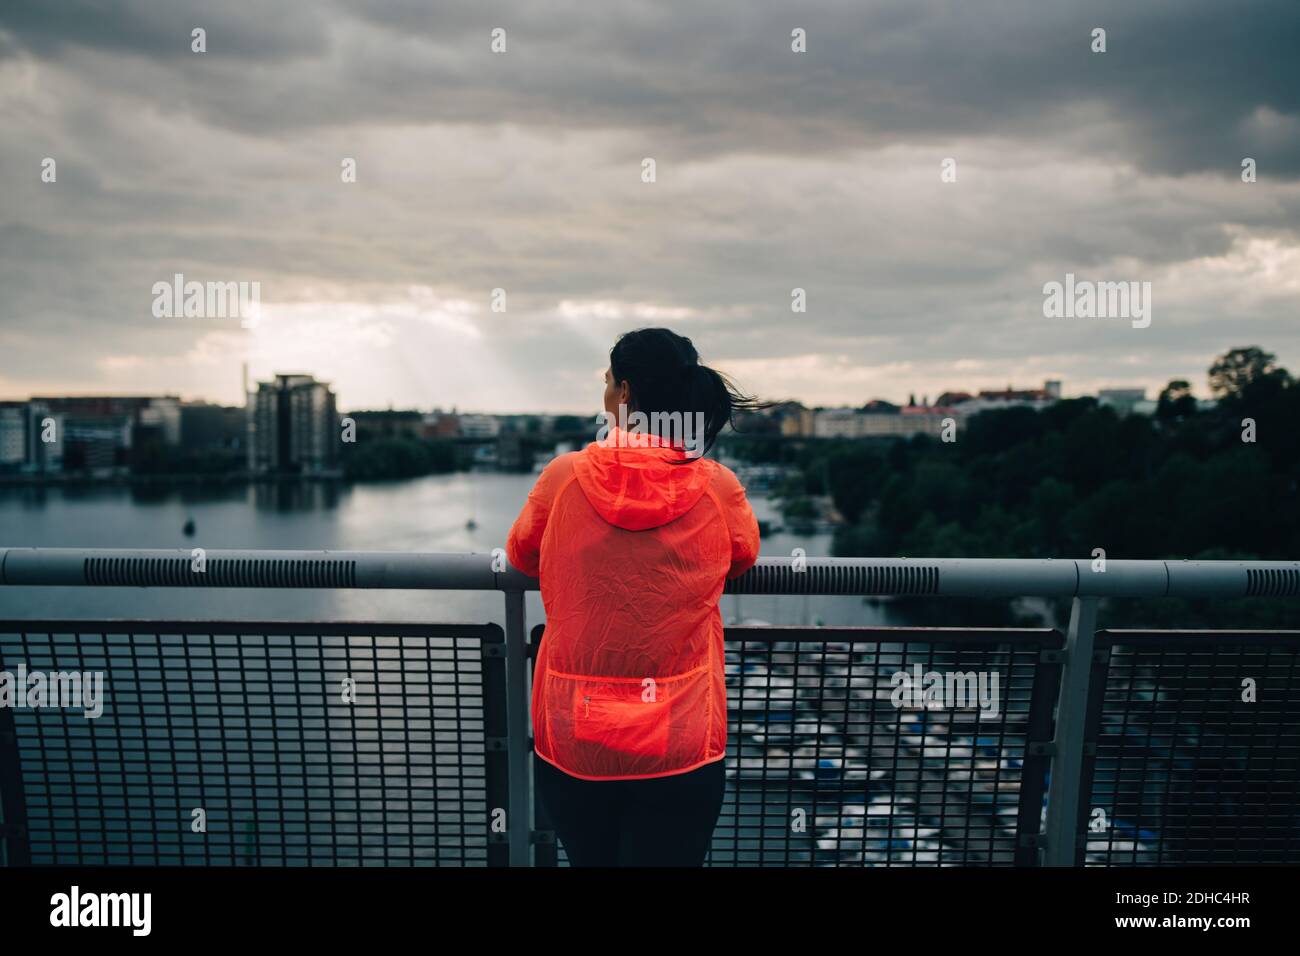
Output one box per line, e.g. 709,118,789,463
1042,596,1098,865
0,665,31,866
480,624,511,867
502,589,532,866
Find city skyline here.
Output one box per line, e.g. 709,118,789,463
0,368,1160,417
0,368,1168,480
3,2,1298,412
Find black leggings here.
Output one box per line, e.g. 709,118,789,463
533,753,726,866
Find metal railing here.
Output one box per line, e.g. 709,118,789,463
0,621,505,866
1,548,1297,866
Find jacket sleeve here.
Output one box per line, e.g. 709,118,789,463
506,455,566,577
722,469,761,580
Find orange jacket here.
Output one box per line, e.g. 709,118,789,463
506,428,761,780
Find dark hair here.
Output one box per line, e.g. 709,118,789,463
608,327,767,459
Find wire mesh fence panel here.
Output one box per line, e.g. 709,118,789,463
714,627,1059,867
0,621,504,866
1081,630,1300,865
8,615,1297,868
532,625,1061,867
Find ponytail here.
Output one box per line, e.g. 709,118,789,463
608,327,769,462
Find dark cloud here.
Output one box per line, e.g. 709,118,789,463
2,1,1297,173
0,0,328,59
0,1,1297,410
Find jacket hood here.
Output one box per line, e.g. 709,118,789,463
572,427,715,531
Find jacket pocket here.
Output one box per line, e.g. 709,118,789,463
572,680,671,758
543,663,711,768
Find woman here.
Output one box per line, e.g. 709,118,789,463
506,327,763,867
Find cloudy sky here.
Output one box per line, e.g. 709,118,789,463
2,1,1298,413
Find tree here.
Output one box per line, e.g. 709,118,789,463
552,415,585,433
1208,347,1289,400
1156,379,1197,422
825,444,884,522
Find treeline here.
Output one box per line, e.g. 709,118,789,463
338,427,594,480
744,347,1300,562
338,437,459,480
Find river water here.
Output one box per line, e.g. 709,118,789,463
0,470,893,628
